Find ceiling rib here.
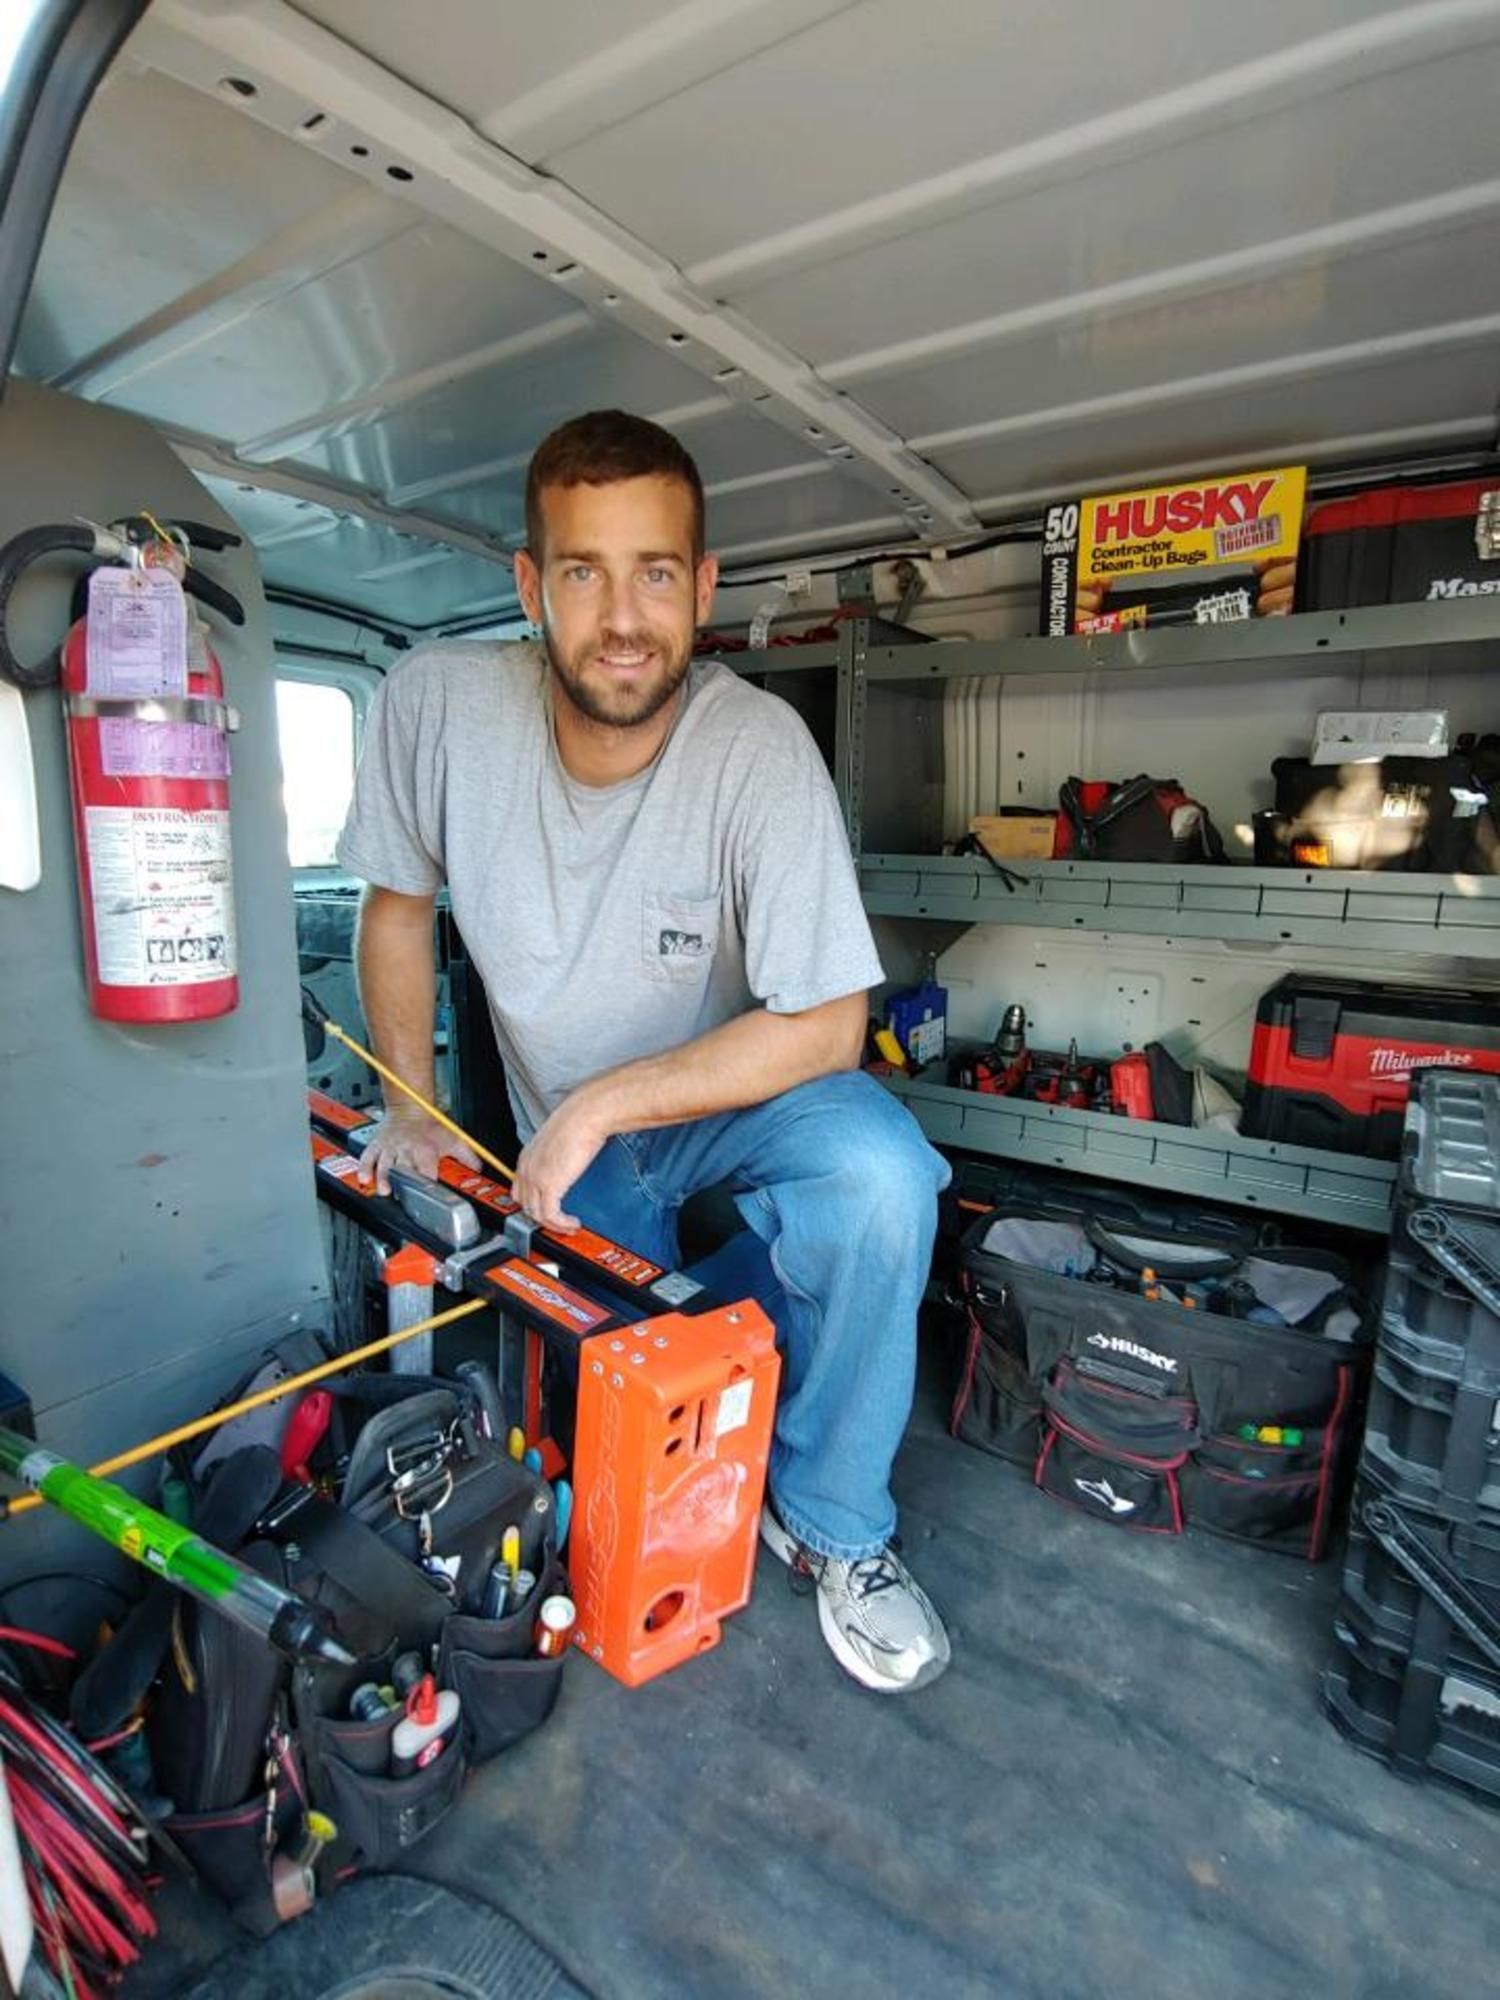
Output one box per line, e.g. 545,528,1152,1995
133,0,982,537
382,395,729,509
823,179,1500,386
252,513,347,552
166,424,516,568
686,0,1500,295
910,314,1500,456
354,547,462,583
233,310,592,461
706,461,835,498
48,186,414,397
474,0,857,159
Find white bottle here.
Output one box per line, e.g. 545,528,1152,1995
389,1675,460,1777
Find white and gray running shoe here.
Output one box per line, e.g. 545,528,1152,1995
760,1504,951,1694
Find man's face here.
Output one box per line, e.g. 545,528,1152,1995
514,475,718,730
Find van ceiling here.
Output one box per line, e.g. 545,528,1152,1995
15,0,1500,633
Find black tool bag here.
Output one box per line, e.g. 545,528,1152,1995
1057,775,1226,863
144,1371,564,1932
951,1190,1371,1558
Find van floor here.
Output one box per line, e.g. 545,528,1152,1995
126,1345,1500,2000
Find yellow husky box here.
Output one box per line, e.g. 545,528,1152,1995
1040,466,1307,636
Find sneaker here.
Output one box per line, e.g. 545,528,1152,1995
760,1504,951,1694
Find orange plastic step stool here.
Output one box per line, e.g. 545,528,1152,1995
570,1303,779,1687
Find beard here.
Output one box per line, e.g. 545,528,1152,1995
543,622,693,730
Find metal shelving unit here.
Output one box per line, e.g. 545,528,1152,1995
878,1072,1396,1232
860,854,1500,956
858,594,1500,683
842,598,1500,1233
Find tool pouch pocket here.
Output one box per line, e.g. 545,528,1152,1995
1035,1359,1199,1534
163,1781,301,1938
436,1555,570,1766
1180,1427,1336,1556
952,1324,1043,1465
294,1639,467,1873
305,1707,466,1871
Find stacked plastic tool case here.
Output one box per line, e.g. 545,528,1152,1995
1325,1067,1500,1801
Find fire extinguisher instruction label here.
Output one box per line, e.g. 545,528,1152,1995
85,568,188,698
99,718,231,780
84,807,235,985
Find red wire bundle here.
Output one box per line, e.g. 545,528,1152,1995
0,1631,157,1999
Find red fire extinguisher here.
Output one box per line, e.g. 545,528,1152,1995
0,517,246,1023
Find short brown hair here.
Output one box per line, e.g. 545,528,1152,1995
524,409,705,560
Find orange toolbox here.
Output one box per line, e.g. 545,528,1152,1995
571,1304,779,1687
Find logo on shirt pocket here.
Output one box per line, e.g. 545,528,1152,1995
644,890,719,980
659,927,707,959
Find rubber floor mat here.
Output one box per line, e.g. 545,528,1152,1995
177,1874,589,2000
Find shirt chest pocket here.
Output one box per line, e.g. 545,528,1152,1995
642,888,721,983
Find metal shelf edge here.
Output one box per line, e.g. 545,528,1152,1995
860,597,1500,682
859,855,1500,957
879,1072,1395,1231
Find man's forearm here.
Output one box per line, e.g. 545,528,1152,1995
574,992,867,1139
354,886,439,1102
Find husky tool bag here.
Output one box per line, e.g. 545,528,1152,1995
1056,775,1226,863
952,1189,1370,1557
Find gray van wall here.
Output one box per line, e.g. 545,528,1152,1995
0,381,327,1598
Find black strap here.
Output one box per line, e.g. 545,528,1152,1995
1083,1214,1250,1281
1063,774,1167,842
953,831,1029,892
293,1494,453,1652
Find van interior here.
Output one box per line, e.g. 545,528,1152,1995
2,4,1500,1996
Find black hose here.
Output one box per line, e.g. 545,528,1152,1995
0,521,95,689
169,518,242,554
112,514,241,557
0,518,248,692
182,565,245,627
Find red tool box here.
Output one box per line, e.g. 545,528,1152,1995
1240,975,1500,1158
1298,477,1500,609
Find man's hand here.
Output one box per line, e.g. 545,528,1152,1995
512,1095,609,1233
358,1103,480,1196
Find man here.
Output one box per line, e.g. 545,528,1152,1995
337,410,951,1693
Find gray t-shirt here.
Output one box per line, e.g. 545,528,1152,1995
337,641,883,1137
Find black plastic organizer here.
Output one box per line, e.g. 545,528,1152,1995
1324,1068,1500,1802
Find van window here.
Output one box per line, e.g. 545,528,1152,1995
275,676,356,868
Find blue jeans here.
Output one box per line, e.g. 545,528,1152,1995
560,1071,951,1561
